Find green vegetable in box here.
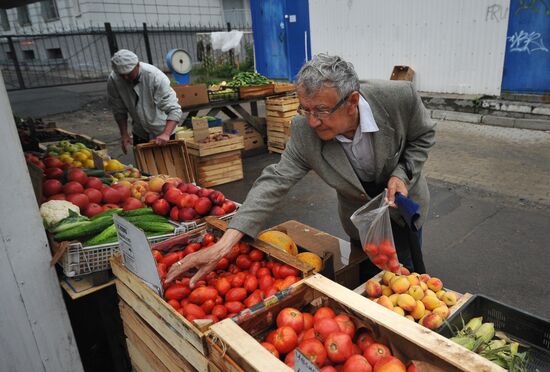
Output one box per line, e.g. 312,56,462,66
227,72,271,87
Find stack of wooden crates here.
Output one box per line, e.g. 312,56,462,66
265,95,299,154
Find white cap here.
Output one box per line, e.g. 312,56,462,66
111,49,139,74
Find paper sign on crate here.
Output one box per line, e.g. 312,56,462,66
295,349,319,372
192,117,209,142
113,214,163,296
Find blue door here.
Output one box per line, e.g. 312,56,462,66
250,0,311,81
502,1,550,93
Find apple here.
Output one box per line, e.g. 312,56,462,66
221,200,237,213
164,188,183,204
44,167,63,179
144,191,160,205
152,199,170,216
83,203,103,217
209,206,225,216
170,206,180,221
209,190,225,206
177,183,189,193
112,183,131,201
194,197,212,215
187,184,200,195
180,207,198,221
122,197,143,211
198,188,214,198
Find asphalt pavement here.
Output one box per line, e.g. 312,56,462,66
8,84,550,319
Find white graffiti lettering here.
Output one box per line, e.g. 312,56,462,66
508,30,549,53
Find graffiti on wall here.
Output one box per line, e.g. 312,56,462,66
513,0,550,16
507,30,549,53
486,4,508,22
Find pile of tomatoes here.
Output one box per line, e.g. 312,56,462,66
363,239,401,273
153,232,302,324
260,306,414,372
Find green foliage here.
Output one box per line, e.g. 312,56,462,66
191,41,255,84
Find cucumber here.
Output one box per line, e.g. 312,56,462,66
84,224,117,246
126,215,170,224
132,221,175,234
100,177,114,185
119,208,154,217
83,169,106,177
91,208,122,221
54,215,114,241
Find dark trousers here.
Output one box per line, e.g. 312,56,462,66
355,179,427,282
132,132,175,146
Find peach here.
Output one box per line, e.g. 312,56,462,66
420,313,443,330
442,292,458,306
382,271,396,285
116,180,132,188
389,294,399,306
405,315,415,322
393,307,405,316
130,180,148,200
419,273,431,283
408,285,424,301
406,274,420,286
376,295,394,310
427,277,443,292
436,290,447,300
419,282,428,291
410,300,426,320
143,191,160,205
422,295,441,311
397,294,417,312
148,176,165,192
390,277,410,294
366,279,382,298
210,206,226,216
432,305,450,320
194,197,212,215
399,266,410,275
381,285,393,297
425,289,437,298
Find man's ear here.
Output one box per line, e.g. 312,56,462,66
347,91,361,113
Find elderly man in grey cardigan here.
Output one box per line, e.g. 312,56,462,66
167,54,436,287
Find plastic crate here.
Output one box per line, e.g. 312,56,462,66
175,202,240,232
207,88,239,103
59,222,185,277
439,294,550,371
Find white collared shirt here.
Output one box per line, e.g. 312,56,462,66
335,96,379,181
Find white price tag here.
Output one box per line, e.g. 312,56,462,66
113,214,163,296
294,349,319,372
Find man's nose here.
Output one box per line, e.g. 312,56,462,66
307,114,322,128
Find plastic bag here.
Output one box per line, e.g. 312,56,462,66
350,190,401,273
210,30,244,52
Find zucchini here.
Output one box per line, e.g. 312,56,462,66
100,177,114,185
119,208,154,217
84,224,117,246
132,221,175,234
54,215,114,241
91,208,122,221
83,168,106,177
126,215,170,224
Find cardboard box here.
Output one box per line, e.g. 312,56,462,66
224,119,265,151
172,84,209,108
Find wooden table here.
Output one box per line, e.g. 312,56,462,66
60,275,116,300
181,92,293,137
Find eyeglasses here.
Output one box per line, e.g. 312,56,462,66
297,93,351,119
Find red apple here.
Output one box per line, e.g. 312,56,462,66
221,200,237,213
186,184,200,195
164,188,183,204
44,167,64,179
102,186,122,204
177,183,189,193
198,188,214,198
180,207,198,221
194,197,212,215
209,206,225,216
67,168,88,186
43,156,64,169
86,177,104,190
170,206,180,221
152,199,170,216
209,190,225,206
122,197,143,211
84,188,103,204
83,203,103,217
112,183,131,201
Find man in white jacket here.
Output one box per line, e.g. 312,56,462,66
107,49,183,153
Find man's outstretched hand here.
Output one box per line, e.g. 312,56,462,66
165,229,244,288
386,176,408,207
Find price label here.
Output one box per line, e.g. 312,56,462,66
113,214,163,296
92,151,104,170
294,349,319,372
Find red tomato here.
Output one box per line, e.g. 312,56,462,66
215,295,223,305
364,243,379,256
180,298,189,308
334,314,356,338
204,314,219,323
261,342,279,359
84,188,102,204
373,356,406,372
201,299,215,314
325,332,353,364
101,186,121,203
83,203,103,217
202,233,216,246
272,326,298,354
189,286,218,305
379,240,395,256
225,287,247,302
298,338,327,368
249,249,265,261
157,263,167,279
281,275,300,289
265,329,277,345
238,242,251,254
66,193,89,209
303,312,314,331
271,263,282,278
244,275,258,293
211,305,227,319
165,284,190,301
231,272,246,288
167,299,181,310
313,306,336,322
284,349,296,368
236,254,252,270
215,257,229,271
67,168,88,185
161,252,181,268
356,329,375,351
301,328,321,342
249,261,261,276
277,307,304,334
224,301,245,314
321,367,338,372
256,267,271,277
183,303,206,319
42,166,62,179
244,291,263,308
258,275,274,291
85,177,103,190
152,250,162,263
277,264,300,278
62,181,84,195
371,254,388,266
264,286,278,297
344,354,372,372
214,277,231,296
364,343,391,367
47,193,66,201
227,244,240,261
183,242,201,256
314,318,340,342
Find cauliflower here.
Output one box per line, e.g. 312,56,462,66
40,200,80,227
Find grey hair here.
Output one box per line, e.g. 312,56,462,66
296,54,360,98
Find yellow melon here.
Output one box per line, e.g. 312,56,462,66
257,230,298,256
296,252,323,272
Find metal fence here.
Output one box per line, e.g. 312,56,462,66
0,22,253,91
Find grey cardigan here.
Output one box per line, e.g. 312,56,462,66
229,79,436,241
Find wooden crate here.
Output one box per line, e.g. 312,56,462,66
238,84,275,99
38,127,107,150
265,95,299,112
208,274,503,372
111,222,315,372
184,134,244,157
266,96,297,154
134,140,195,183
189,149,244,187
273,83,296,94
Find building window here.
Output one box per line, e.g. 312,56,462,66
47,48,63,59
6,51,15,60
23,50,35,60
42,0,59,21
17,6,31,26
1,9,9,31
